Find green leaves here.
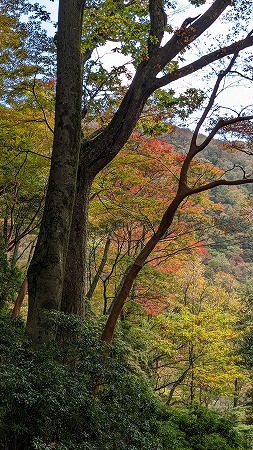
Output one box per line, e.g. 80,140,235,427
151,88,206,120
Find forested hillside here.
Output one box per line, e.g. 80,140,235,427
1,0,253,448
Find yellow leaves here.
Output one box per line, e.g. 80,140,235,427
147,258,249,402
0,102,52,202
188,157,224,189
0,11,26,49
195,365,248,394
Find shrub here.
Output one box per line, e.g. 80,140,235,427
0,314,245,449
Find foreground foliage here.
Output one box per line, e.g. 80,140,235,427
0,312,246,450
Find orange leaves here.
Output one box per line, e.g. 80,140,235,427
88,131,227,323
137,291,168,316
141,136,174,156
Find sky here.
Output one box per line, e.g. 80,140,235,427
34,0,252,124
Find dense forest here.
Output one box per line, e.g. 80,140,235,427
1,0,253,448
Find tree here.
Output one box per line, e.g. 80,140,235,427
0,0,54,260
86,132,221,314
101,53,253,345
148,260,246,407
0,90,53,258
25,0,253,344
25,0,85,342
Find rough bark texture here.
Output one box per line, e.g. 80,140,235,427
26,0,84,345
61,167,92,316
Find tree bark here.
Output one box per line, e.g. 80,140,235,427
61,166,92,316
12,277,28,320
26,0,84,345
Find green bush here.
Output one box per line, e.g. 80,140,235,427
0,314,245,449
165,406,243,450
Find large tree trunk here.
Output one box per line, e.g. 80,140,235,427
61,64,157,316
26,0,84,345
61,166,92,316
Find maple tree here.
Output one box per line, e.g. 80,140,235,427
0,1,54,259
101,54,253,345
0,100,52,255
87,132,222,315
0,3,54,316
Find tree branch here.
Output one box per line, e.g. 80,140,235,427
156,0,231,69
154,33,253,89
148,0,166,55
198,115,253,151
191,52,240,148
188,177,253,196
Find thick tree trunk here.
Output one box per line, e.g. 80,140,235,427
61,167,92,316
63,64,157,315
26,0,84,345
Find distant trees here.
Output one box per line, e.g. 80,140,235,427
149,260,245,407
86,133,221,315
0,1,54,261
0,2,53,309
100,53,253,345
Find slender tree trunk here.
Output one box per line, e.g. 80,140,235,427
11,224,21,266
164,367,191,405
86,234,111,301
101,193,186,344
26,0,84,345
12,277,28,320
233,378,239,408
189,346,195,406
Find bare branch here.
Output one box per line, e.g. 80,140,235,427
188,176,253,196
154,34,253,90
191,52,240,148
230,70,253,82
7,196,44,251
157,0,232,69
199,115,253,151
31,72,54,134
